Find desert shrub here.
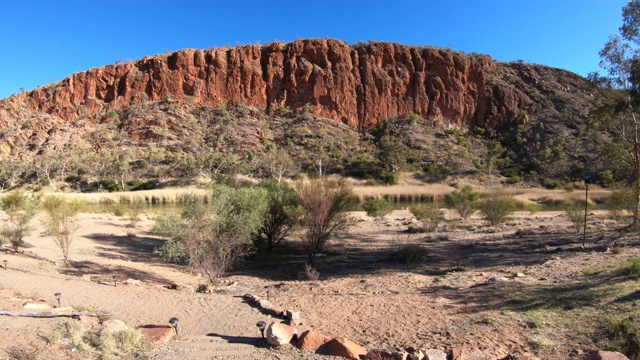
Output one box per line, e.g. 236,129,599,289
564,203,587,234
362,198,394,218
126,199,147,227
619,258,640,279
129,180,155,191
407,112,422,123
378,172,398,185
444,185,478,220
151,187,268,281
0,191,40,251
253,180,299,254
506,175,522,184
295,179,357,268
608,187,637,223
543,178,565,189
604,312,640,359
477,194,517,227
42,196,83,263
422,164,452,180
446,242,467,268
47,320,148,359
389,244,429,264
4,344,40,360
410,203,444,232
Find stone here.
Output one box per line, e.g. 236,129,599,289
268,307,285,317
487,276,509,283
51,306,74,315
424,348,447,360
23,300,54,311
364,349,406,359
296,330,332,350
258,299,274,310
450,346,496,360
408,349,424,360
286,309,302,325
125,278,142,286
583,351,630,360
75,315,99,326
323,337,367,360
99,319,129,335
139,325,176,344
266,322,296,346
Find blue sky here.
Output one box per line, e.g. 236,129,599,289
0,0,629,99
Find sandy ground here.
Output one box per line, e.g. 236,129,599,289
0,209,638,359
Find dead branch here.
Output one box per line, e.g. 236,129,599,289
0,310,111,318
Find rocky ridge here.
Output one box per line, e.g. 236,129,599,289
9,39,533,130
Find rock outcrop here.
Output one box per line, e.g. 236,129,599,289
11,39,531,130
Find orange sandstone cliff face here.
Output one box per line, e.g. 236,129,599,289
14,39,530,129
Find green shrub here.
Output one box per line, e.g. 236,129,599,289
477,194,517,227
99,179,120,192
543,178,565,189
608,187,638,223
597,170,616,188
362,198,394,218
389,244,429,265
0,191,40,251
410,203,444,232
407,112,422,123
378,172,398,185
619,258,640,279
506,175,522,184
444,186,478,220
605,312,640,359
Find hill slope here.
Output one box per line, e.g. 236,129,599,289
0,39,610,190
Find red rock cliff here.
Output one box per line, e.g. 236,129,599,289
14,39,529,129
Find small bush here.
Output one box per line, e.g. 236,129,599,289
477,194,517,227
444,186,478,220
389,244,429,264
378,172,398,185
362,198,394,218
410,203,444,232
611,246,624,254
4,344,40,360
564,203,586,234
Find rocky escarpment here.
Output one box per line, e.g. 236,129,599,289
10,39,531,129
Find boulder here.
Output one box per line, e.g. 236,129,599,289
125,278,142,286
99,319,128,335
23,300,53,311
583,351,630,360
364,349,406,359
296,330,332,350
424,348,447,360
139,325,176,344
323,337,367,360
268,307,285,317
286,309,302,325
266,322,296,346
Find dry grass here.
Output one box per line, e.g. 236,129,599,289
40,188,209,205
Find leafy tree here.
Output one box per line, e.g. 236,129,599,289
152,187,268,282
253,180,299,253
598,0,640,225
197,151,237,185
264,148,294,182
42,196,83,262
444,185,478,220
295,179,357,268
0,191,40,251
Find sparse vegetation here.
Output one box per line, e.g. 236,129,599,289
294,179,357,268
0,191,40,251
41,196,83,262
409,203,445,232
564,203,587,234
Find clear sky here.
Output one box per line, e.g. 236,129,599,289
0,0,629,99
